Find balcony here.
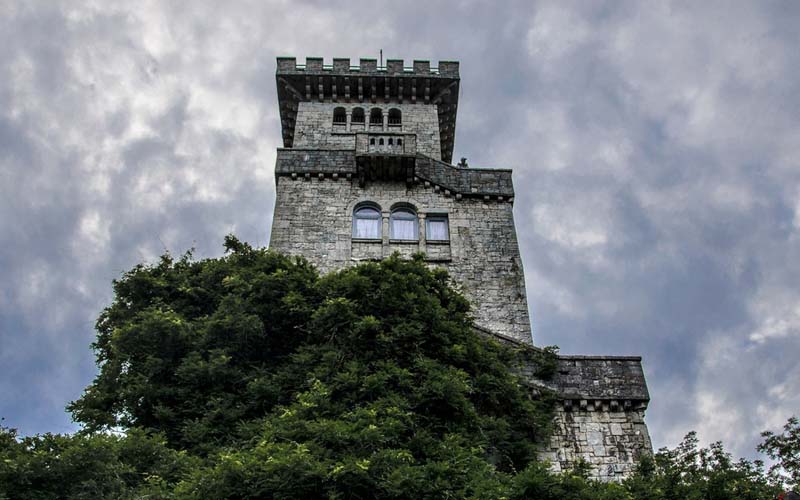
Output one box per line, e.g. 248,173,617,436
355,133,417,185
355,132,417,157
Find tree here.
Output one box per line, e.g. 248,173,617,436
67,237,557,497
0,426,196,499
624,432,780,500
1,237,790,498
760,416,800,491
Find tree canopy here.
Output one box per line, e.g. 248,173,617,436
1,237,795,499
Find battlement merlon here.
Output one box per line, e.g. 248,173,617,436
276,56,460,164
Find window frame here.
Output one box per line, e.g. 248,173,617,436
352,204,382,240
389,207,419,241
333,106,347,125
351,107,365,123
369,108,383,125
425,214,450,241
388,108,402,126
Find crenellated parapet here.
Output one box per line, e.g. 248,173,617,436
276,57,459,163
277,56,460,76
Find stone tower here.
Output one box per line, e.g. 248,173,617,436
269,57,652,481
269,57,531,344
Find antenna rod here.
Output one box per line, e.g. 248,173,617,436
380,49,383,67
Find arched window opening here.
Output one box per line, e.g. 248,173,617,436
390,207,418,240
351,107,365,123
426,214,450,241
379,138,384,145
370,108,383,125
388,108,402,126
333,107,347,124
370,137,376,145
388,138,394,145
353,204,381,239
397,138,403,146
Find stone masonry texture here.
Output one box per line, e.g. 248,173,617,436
269,56,653,481
270,177,532,341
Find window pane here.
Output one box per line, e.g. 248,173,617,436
353,206,381,239
354,218,380,238
427,218,449,240
356,207,380,218
391,219,417,240
392,209,416,220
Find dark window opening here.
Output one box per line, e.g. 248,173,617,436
397,138,402,146
388,138,393,145
388,108,402,125
351,107,365,123
370,138,375,145
370,108,383,125
379,138,384,145
333,107,346,124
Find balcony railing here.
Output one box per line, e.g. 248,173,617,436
355,133,417,156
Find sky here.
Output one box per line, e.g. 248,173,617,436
1,0,799,461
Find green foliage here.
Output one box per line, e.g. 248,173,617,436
0,426,197,499
530,344,560,380
759,416,800,491
3,237,794,498
65,238,555,497
624,432,781,500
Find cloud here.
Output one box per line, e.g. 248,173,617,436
1,0,799,464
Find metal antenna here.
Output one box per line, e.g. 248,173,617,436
380,49,383,67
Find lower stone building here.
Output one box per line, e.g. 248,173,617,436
269,56,652,480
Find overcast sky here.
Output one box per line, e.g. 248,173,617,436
2,0,799,461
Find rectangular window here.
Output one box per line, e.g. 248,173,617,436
426,216,449,241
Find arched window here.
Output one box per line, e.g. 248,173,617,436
370,108,383,125
390,207,418,240
388,138,393,145
397,138,403,146
388,108,402,126
353,204,381,239
351,107,365,123
370,137,375,145
379,138,384,145
333,107,347,124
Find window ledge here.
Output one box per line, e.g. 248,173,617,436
352,238,382,244
389,239,419,244
426,239,450,245
425,257,452,263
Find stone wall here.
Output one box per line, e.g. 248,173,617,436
292,102,442,160
542,406,651,481
488,330,653,481
269,175,533,344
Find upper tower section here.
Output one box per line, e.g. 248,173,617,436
276,57,460,164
